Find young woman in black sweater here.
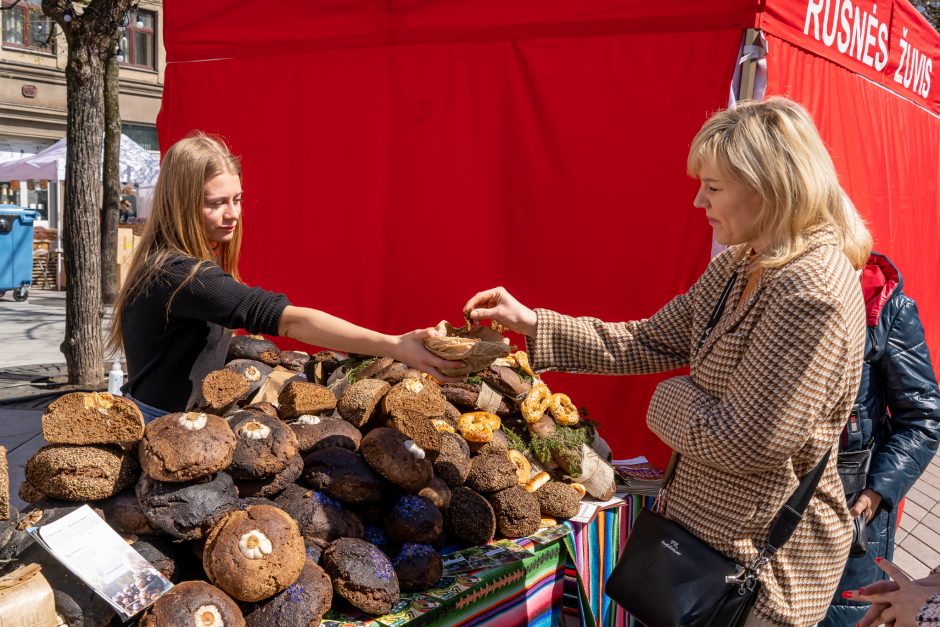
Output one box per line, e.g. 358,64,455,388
107,132,460,421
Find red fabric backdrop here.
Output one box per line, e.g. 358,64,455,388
159,1,748,465
763,33,940,372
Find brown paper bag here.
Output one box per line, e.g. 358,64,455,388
250,366,298,406
0,563,59,627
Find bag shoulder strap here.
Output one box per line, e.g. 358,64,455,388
696,270,739,351
666,265,832,557
764,449,831,553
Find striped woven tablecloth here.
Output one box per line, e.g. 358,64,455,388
321,495,644,627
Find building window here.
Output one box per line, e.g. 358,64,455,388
118,9,156,69
1,0,55,52
123,123,159,152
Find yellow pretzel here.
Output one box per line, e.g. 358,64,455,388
524,471,551,492
510,351,536,380
521,383,552,423
431,418,456,433
457,412,501,443
569,483,587,500
507,449,531,485
549,393,579,426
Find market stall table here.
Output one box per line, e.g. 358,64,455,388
319,493,644,627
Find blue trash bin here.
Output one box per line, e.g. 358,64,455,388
0,205,40,302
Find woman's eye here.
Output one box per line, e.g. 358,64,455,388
708,187,720,193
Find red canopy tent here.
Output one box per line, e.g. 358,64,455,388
159,0,939,467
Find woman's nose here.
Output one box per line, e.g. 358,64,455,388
224,202,240,219
693,188,708,209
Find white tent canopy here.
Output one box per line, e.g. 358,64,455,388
0,134,160,218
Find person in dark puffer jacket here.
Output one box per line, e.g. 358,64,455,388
822,252,940,626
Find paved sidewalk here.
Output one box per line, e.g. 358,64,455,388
0,288,69,366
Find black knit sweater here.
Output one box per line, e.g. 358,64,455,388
121,255,289,412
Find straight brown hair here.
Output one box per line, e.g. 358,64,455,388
106,132,243,354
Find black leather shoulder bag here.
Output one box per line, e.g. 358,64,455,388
604,270,833,627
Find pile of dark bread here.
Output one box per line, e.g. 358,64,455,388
0,326,617,626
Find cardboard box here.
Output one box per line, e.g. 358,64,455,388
116,226,136,265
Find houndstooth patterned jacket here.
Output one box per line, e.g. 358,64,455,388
528,225,865,626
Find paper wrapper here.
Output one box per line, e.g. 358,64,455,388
0,563,58,627
250,366,300,405
424,321,510,377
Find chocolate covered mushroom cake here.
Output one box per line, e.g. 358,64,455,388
138,412,235,482
228,414,299,480
140,580,245,627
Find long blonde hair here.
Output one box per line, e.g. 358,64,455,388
687,97,871,270
107,132,243,354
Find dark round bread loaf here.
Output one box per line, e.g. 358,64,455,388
244,557,332,626
290,415,361,453
235,453,303,498
100,489,158,535
418,476,452,509
228,335,281,366
384,495,442,544
278,350,310,372
446,487,496,545
535,481,582,519
393,543,443,591
488,485,541,538
360,428,432,492
433,431,471,488
301,447,382,505
465,453,517,493
322,537,399,615
136,472,239,540
273,484,363,547
139,580,244,627
229,414,299,480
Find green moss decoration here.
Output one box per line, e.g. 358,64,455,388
463,375,484,385
346,357,377,385
529,425,589,478
503,427,529,454
512,367,534,384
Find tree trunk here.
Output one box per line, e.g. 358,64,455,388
61,42,106,385
43,0,135,385
101,37,121,306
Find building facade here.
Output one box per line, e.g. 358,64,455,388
0,0,164,226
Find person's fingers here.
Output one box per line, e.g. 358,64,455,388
463,288,501,314
858,581,901,596
850,502,865,518
429,355,466,372
423,365,461,384
468,307,501,321
858,602,890,627
876,558,913,587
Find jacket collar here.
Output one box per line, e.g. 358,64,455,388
862,252,902,325
697,224,845,360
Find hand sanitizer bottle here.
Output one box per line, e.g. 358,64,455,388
108,360,124,396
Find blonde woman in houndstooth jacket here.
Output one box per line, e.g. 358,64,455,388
464,97,872,627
